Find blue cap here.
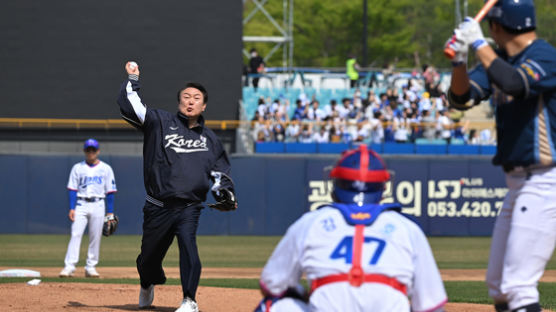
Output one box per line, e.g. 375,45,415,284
83,138,99,150
487,0,536,31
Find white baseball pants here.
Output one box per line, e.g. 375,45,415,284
63,199,105,271
486,166,556,310
264,298,309,312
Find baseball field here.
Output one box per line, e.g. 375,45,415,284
1,235,556,311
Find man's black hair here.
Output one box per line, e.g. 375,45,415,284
177,82,208,103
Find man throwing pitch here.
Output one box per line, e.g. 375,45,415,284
117,62,237,312
256,145,447,312
445,1,556,311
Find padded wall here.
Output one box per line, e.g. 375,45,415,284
0,154,506,236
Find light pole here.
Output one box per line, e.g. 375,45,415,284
455,0,462,26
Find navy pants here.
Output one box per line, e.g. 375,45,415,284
136,200,203,300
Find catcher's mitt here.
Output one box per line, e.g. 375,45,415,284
102,214,119,237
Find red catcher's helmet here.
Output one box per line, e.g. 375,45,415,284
330,145,390,206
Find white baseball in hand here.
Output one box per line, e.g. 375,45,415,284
129,61,138,69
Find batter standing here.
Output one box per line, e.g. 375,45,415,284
256,145,447,312
60,138,117,278
446,1,556,311
117,62,236,312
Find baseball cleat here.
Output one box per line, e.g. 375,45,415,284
175,297,198,312
59,268,74,278
139,285,155,309
85,268,100,278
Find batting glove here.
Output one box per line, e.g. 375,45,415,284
445,29,468,67
459,17,487,51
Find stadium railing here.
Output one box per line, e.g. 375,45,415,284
0,118,242,130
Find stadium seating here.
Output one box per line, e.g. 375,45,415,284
242,86,390,121
244,84,497,156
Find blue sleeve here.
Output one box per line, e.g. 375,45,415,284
468,64,492,102
105,193,115,214
515,42,556,98
68,190,77,210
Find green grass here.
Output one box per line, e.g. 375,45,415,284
3,235,556,269
197,236,280,267
429,237,556,269
445,281,491,304
429,237,493,269
0,234,142,267
2,235,556,309
445,281,556,309
0,235,281,267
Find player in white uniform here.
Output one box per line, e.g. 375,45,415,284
59,139,117,278
256,145,447,312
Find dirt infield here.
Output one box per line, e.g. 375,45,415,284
11,266,556,281
2,267,556,311
0,282,494,312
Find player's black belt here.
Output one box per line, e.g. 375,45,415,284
146,194,201,208
78,197,103,202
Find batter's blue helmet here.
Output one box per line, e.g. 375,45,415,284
83,138,99,150
330,145,390,206
487,0,536,31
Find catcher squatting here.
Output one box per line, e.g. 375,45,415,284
60,138,118,278
255,145,447,312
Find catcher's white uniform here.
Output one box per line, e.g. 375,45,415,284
259,203,447,312
63,160,116,272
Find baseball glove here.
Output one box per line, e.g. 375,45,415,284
102,214,119,237
208,188,237,212
208,171,238,212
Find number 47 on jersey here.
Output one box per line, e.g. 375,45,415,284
330,236,386,265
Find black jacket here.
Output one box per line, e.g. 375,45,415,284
118,77,232,203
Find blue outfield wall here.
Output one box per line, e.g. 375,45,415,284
0,154,506,236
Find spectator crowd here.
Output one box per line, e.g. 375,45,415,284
250,66,495,146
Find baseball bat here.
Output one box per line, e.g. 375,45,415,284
444,0,498,59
